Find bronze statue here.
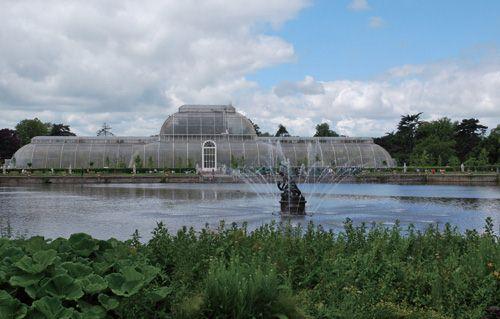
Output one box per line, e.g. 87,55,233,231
277,166,306,215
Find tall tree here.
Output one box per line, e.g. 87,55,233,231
50,123,76,136
15,118,51,145
97,123,114,136
479,124,499,164
374,113,422,165
410,118,457,165
274,124,289,137
454,118,487,162
0,129,21,162
314,123,339,137
397,113,422,154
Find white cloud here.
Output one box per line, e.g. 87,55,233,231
348,0,370,11
273,76,325,97
0,1,499,139
0,0,308,135
238,58,500,137
369,16,385,28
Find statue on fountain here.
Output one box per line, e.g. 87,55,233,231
277,164,306,215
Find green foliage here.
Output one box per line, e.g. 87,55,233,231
376,113,498,166
42,274,84,300
411,118,456,165
148,220,499,319
455,118,487,161
197,258,303,318
0,233,166,318
230,155,245,169
374,113,422,164
480,124,499,164
275,124,290,137
0,221,498,318
15,118,51,146
49,124,75,137
116,160,127,169
14,249,57,274
133,155,142,169
0,290,27,319
147,156,154,168
314,122,339,137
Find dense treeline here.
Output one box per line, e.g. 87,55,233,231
374,114,499,166
0,220,498,318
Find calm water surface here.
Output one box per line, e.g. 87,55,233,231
0,183,499,240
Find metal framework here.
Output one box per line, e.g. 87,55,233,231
10,105,396,169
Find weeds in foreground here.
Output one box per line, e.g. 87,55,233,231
0,218,498,318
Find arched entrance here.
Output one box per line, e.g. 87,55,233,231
202,140,216,171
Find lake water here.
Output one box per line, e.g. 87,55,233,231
0,183,499,240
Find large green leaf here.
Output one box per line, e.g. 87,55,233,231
0,290,28,319
105,265,159,297
141,265,160,285
78,274,107,294
21,236,48,253
14,250,57,274
60,262,93,279
97,294,119,311
31,296,73,319
47,238,71,253
68,234,98,257
91,261,113,276
42,274,84,301
145,286,172,303
9,273,43,287
0,247,25,262
105,267,143,297
25,285,44,300
74,301,106,319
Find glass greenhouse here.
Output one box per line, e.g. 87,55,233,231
10,105,395,169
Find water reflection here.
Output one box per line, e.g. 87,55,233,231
0,183,498,240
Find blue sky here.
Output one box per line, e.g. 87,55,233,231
1,0,499,136
251,0,500,87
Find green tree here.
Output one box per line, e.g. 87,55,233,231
0,129,21,162
411,149,430,166
134,155,143,168
476,148,489,166
96,123,114,136
478,124,499,164
454,118,487,161
374,113,422,165
274,124,289,137
49,124,76,136
411,118,457,165
15,118,51,145
313,123,339,137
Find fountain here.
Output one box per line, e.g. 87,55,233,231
277,162,306,215
231,139,363,217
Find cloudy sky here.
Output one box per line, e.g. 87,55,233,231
1,0,499,137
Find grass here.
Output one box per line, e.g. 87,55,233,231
0,218,498,318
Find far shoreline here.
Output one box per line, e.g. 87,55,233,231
0,172,498,186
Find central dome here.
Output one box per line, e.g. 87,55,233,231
159,104,257,139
